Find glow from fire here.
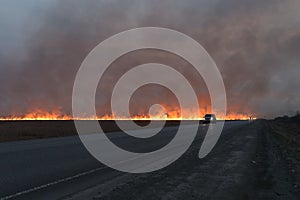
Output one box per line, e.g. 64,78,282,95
0,109,254,121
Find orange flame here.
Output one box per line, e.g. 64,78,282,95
0,109,254,121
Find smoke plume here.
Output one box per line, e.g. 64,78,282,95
0,0,299,118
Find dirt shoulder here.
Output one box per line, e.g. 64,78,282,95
268,115,300,159
249,118,300,199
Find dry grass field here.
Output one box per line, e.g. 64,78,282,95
0,120,183,142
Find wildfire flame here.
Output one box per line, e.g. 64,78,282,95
0,109,254,121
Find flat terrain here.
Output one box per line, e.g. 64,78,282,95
0,120,299,200
0,120,182,142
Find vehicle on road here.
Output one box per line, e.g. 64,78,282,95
203,114,217,124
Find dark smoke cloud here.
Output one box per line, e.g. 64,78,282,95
0,0,299,118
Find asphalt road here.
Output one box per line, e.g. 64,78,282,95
0,121,255,200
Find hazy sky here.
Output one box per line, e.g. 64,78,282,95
0,0,299,118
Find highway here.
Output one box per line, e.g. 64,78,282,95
0,121,259,200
